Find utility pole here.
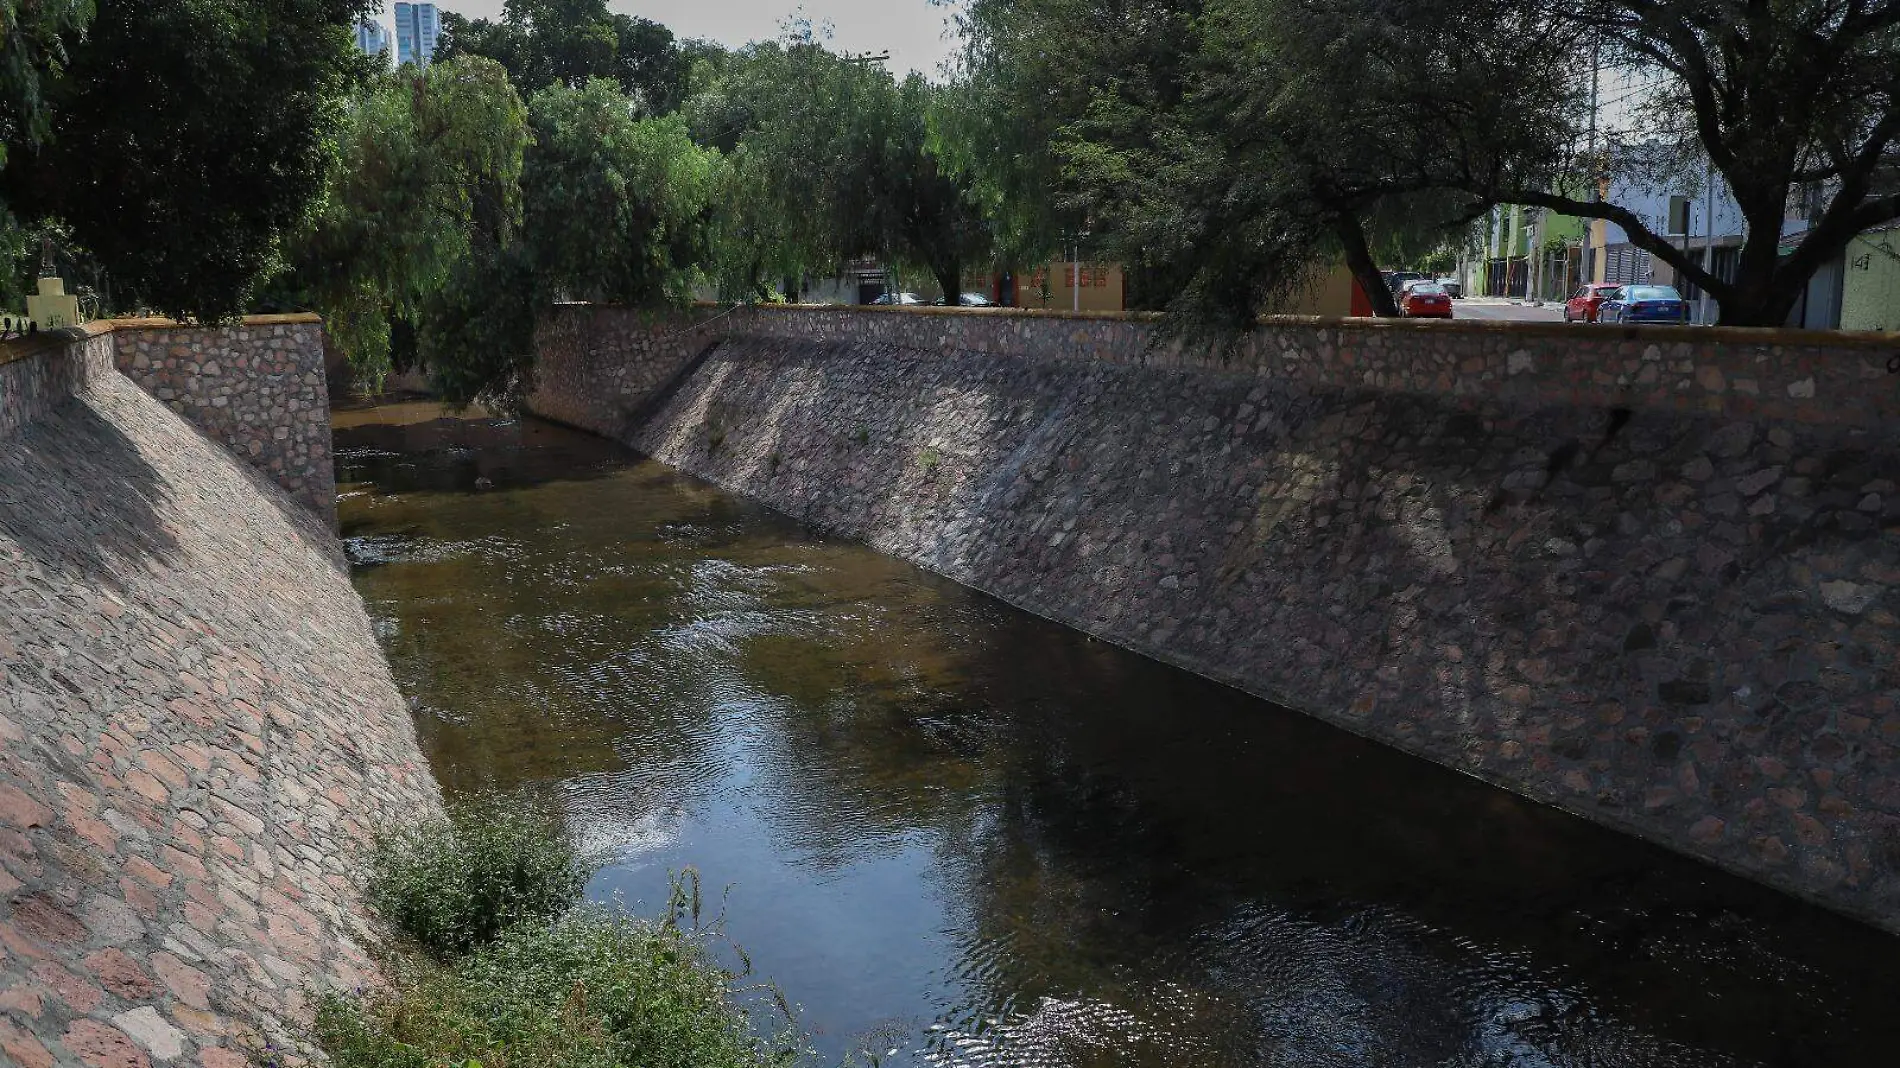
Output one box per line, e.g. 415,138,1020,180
1073,239,1080,312
1583,37,1600,284
1701,159,1717,324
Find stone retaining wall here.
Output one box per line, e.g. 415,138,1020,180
530,304,1900,933
112,317,336,526
1,333,441,1065
528,303,733,435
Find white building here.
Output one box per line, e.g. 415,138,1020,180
1574,61,1844,327
394,3,441,69
355,17,391,66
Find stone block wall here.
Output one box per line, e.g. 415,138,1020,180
1,329,441,1064
112,316,336,525
527,303,731,437
0,332,115,441
530,304,1900,933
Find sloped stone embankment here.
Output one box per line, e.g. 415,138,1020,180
0,328,439,1066
531,304,1900,935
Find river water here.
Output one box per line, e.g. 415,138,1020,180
334,401,1900,1068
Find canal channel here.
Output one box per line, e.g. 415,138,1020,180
334,399,1900,1068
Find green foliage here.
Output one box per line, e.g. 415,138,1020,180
684,30,990,301
1516,0,1900,324
524,80,723,306
438,0,690,113
686,36,888,297
0,0,377,321
961,0,1574,325
418,245,542,410
0,0,92,167
314,909,790,1068
287,56,530,384
366,796,591,960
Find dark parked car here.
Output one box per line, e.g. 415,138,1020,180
1435,277,1463,299
1384,270,1426,297
1597,284,1689,324
870,292,923,306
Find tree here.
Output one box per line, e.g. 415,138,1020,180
0,0,92,306
438,0,689,113
1500,0,1900,325
408,78,722,408
875,76,993,301
523,79,723,305
0,0,375,321
685,32,990,301
962,0,1575,324
686,37,889,297
0,0,92,167
281,56,530,383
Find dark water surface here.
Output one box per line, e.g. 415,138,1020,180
335,401,1900,1068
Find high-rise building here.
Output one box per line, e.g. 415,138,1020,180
355,17,392,66
394,3,441,69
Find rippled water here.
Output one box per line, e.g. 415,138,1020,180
335,400,1900,1068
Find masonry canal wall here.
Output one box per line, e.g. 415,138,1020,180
530,303,1900,933
1,324,438,1065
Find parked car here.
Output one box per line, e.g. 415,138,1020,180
936,292,995,307
1597,284,1690,324
1435,277,1463,299
1385,270,1427,297
870,292,923,306
1397,280,1454,318
1563,283,1624,323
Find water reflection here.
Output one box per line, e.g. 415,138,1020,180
336,401,1900,1067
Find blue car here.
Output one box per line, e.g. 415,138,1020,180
1598,284,1690,324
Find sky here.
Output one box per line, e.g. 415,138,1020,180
370,1,966,77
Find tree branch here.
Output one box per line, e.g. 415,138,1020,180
1497,188,1726,296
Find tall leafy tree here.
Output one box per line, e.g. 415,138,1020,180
687,37,888,297
523,78,723,304
0,0,92,306
438,0,689,113
880,75,993,301
1498,0,1900,326
0,0,375,321
961,0,1575,325
417,78,724,408
282,56,530,383
0,0,92,168
686,32,990,300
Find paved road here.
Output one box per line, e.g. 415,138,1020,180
1450,297,1567,323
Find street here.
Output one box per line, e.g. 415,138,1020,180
1449,296,1568,322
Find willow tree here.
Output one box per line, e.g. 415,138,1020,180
284,56,531,384
686,32,990,301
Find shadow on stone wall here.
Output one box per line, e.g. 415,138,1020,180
0,399,180,592
613,334,1900,935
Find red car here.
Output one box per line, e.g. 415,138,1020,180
1398,281,1453,318
1563,283,1623,323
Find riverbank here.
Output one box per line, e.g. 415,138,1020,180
337,400,1900,1066
0,332,438,1064
530,304,1900,934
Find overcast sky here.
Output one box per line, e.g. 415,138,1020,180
371,1,965,76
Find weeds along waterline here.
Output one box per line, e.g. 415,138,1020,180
364,796,591,960
314,795,802,1068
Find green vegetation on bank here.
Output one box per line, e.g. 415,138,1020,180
323,797,793,1068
